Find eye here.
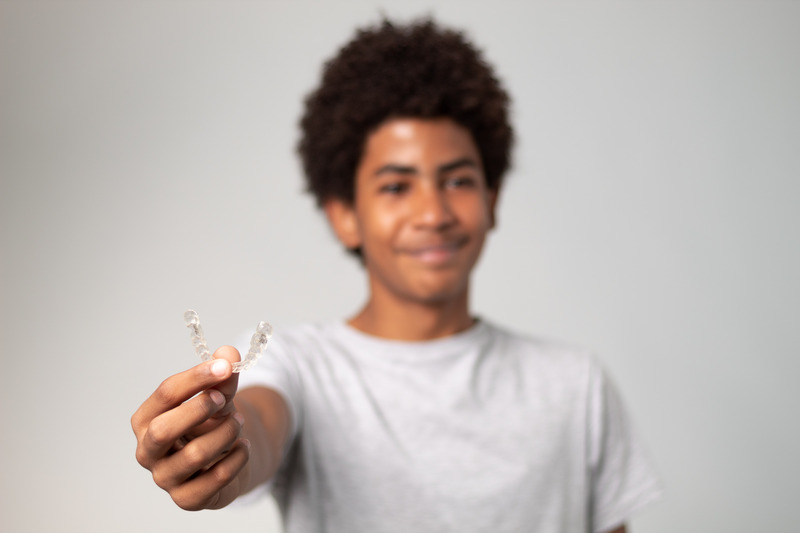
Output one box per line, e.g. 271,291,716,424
379,181,409,195
444,176,477,189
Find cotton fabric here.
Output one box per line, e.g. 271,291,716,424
238,320,661,532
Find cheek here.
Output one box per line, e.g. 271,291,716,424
356,202,401,249
458,196,494,230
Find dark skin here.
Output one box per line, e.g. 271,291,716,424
326,118,496,340
131,347,290,510
131,118,627,532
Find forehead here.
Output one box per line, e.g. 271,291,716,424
358,117,482,171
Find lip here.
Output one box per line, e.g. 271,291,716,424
401,237,468,265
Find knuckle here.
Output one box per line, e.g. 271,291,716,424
134,446,151,468
154,380,179,406
151,466,171,490
210,462,236,487
172,493,203,512
182,443,208,471
130,411,142,433
145,419,172,447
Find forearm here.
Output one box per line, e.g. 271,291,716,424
234,386,292,496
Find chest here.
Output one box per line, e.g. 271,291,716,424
298,353,590,498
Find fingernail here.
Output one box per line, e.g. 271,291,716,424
210,359,229,377
233,412,245,426
208,389,225,407
241,438,251,450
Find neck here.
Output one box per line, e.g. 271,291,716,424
348,285,474,341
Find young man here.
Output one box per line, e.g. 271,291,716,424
132,19,661,532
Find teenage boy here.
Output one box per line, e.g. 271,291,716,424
132,19,661,533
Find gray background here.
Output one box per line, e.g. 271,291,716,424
1,1,798,532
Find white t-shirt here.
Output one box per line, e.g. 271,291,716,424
238,319,661,533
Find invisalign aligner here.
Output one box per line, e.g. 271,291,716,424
184,309,273,372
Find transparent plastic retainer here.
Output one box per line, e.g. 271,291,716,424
184,309,273,372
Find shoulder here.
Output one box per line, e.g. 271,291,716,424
236,321,342,388
471,321,613,409
261,321,342,355
481,319,599,376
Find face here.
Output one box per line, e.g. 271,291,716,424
326,117,497,306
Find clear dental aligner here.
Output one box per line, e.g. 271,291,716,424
184,309,273,373
184,310,211,362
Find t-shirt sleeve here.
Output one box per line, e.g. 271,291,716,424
231,329,304,505
237,329,304,452
587,359,663,532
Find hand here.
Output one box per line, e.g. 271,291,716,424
131,346,251,510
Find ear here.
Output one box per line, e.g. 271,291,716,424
323,198,362,250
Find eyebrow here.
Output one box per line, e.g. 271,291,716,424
373,157,480,177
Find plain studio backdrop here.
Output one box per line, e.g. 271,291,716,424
1,1,798,532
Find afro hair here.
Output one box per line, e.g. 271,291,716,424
298,18,514,207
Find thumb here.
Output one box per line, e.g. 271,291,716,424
210,345,241,411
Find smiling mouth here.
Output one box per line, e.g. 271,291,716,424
402,237,468,264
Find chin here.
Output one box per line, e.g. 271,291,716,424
407,277,470,306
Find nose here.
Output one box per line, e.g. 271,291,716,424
413,184,456,230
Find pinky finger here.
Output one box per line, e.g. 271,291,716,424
169,439,251,511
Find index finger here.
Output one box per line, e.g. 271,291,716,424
206,345,241,416
131,357,233,436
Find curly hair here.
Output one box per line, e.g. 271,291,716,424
298,18,514,207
